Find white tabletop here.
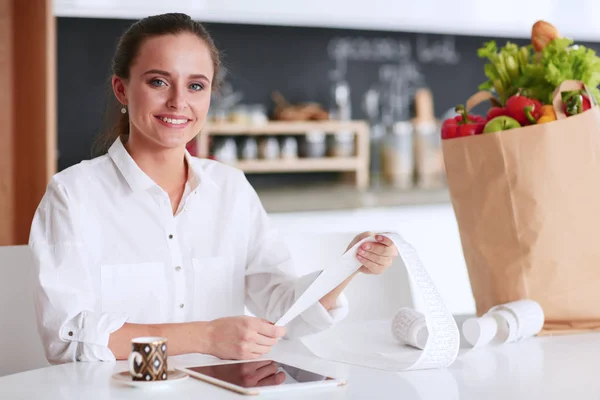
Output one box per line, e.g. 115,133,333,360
2,330,600,400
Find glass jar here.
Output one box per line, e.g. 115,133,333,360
381,121,414,189
228,105,250,124
328,132,355,157
239,136,258,160
258,136,280,160
212,137,237,164
301,130,327,158
415,120,445,188
280,136,298,160
248,104,268,125
369,123,385,187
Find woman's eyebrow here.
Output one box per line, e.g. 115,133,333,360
143,69,210,82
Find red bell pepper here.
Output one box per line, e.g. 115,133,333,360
506,95,542,125
441,116,460,139
486,106,510,121
441,105,485,139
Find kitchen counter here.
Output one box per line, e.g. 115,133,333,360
256,185,451,213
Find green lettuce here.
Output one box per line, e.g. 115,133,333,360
478,38,600,105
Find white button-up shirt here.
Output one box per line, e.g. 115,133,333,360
29,138,348,364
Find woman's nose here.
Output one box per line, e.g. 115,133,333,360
166,86,187,110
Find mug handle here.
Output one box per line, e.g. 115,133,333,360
128,351,143,379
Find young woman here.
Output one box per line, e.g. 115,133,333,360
29,13,398,365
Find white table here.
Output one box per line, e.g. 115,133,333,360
2,330,600,400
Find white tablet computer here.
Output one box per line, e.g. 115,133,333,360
177,359,347,396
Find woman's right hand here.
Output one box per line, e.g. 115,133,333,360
206,316,286,360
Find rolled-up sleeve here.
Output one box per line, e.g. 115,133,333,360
29,179,128,364
241,175,348,338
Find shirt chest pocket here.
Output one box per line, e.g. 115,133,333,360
192,256,236,321
100,262,169,324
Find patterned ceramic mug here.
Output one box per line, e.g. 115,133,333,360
128,337,168,381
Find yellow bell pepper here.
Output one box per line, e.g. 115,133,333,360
537,105,557,124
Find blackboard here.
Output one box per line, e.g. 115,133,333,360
57,17,600,184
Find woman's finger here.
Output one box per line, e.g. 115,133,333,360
360,242,396,257
248,342,272,355
357,255,387,275
357,247,387,266
240,360,271,375
256,371,286,387
254,318,286,338
252,362,279,383
374,234,394,247
254,333,278,347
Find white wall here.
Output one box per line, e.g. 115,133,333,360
55,0,600,42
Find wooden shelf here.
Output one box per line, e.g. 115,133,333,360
205,121,368,135
196,120,370,189
223,157,360,173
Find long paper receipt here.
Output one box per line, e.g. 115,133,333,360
275,232,461,371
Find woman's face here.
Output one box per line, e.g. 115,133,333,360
113,32,214,151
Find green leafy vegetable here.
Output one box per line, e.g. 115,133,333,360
477,38,600,105
536,38,600,104
477,40,534,105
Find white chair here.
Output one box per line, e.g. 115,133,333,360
0,245,49,377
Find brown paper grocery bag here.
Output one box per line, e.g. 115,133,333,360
443,80,600,335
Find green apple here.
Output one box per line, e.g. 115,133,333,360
483,116,521,133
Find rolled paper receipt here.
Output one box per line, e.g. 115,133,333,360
286,232,544,371
392,307,429,350
392,299,545,351
285,232,461,371
488,299,545,341
461,314,499,348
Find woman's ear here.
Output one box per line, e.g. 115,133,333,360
112,75,128,106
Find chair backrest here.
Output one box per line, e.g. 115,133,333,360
0,246,49,377
280,232,414,322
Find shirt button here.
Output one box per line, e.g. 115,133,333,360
168,234,174,239
179,303,185,309
68,331,73,337
175,266,182,271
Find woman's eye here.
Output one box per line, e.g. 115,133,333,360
189,83,204,91
150,79,166,87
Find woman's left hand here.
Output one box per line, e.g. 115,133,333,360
347,231,399,275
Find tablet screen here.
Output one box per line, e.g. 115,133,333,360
187,360,334,388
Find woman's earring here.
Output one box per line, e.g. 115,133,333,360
121,106,127,114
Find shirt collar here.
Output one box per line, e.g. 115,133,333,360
184,149,222,192
108,137,156,192
108,137,219,193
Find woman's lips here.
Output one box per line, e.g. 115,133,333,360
154,115,191,129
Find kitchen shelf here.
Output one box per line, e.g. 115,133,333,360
195,120,370,189
204,121,368,135
228,157,360,173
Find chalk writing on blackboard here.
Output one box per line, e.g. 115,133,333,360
326,33,460,121
416,35,460,64
327,37,412,62
379,63,424,86
327,34,460,65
